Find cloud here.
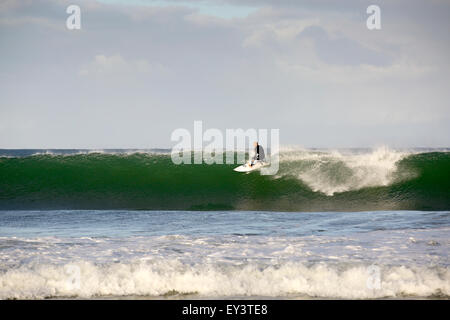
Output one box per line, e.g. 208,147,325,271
97,0,259,19
79,54,167,76
242,16,319,47
0,0,449,148
297,26,391,66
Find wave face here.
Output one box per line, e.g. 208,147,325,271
0,148,449,211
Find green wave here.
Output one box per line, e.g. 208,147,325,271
0,151,449,211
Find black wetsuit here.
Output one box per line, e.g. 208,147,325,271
252,144,265,162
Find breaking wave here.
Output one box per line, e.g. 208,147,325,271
0,147,449,211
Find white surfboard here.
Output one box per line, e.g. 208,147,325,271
233,161,269,173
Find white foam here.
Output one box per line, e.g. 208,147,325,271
0,228,449,299
0,260,448,299
279,146,414,195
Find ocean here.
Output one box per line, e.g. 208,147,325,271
0,148,449,299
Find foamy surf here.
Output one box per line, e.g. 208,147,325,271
1,260,449,299
0,211,449,299
278,146,410,195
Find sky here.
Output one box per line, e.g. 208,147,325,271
0,0,449,149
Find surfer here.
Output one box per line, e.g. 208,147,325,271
249,141,265,167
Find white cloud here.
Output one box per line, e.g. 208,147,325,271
242,18,319,47
0,0,449,148
79,54,167,76
275,58,434,85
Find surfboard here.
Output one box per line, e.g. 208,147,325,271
233,161,269,173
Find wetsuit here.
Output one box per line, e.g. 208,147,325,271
251,144,265,164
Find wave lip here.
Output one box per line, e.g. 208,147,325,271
280,146,409,195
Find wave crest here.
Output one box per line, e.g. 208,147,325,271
279,147,411,195
0,148,449,211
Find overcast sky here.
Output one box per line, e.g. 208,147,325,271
0,0,449,148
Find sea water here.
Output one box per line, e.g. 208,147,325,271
0,210,448,299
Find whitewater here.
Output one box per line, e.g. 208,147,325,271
0,210,449,299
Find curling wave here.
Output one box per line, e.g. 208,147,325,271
0,148,449,211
